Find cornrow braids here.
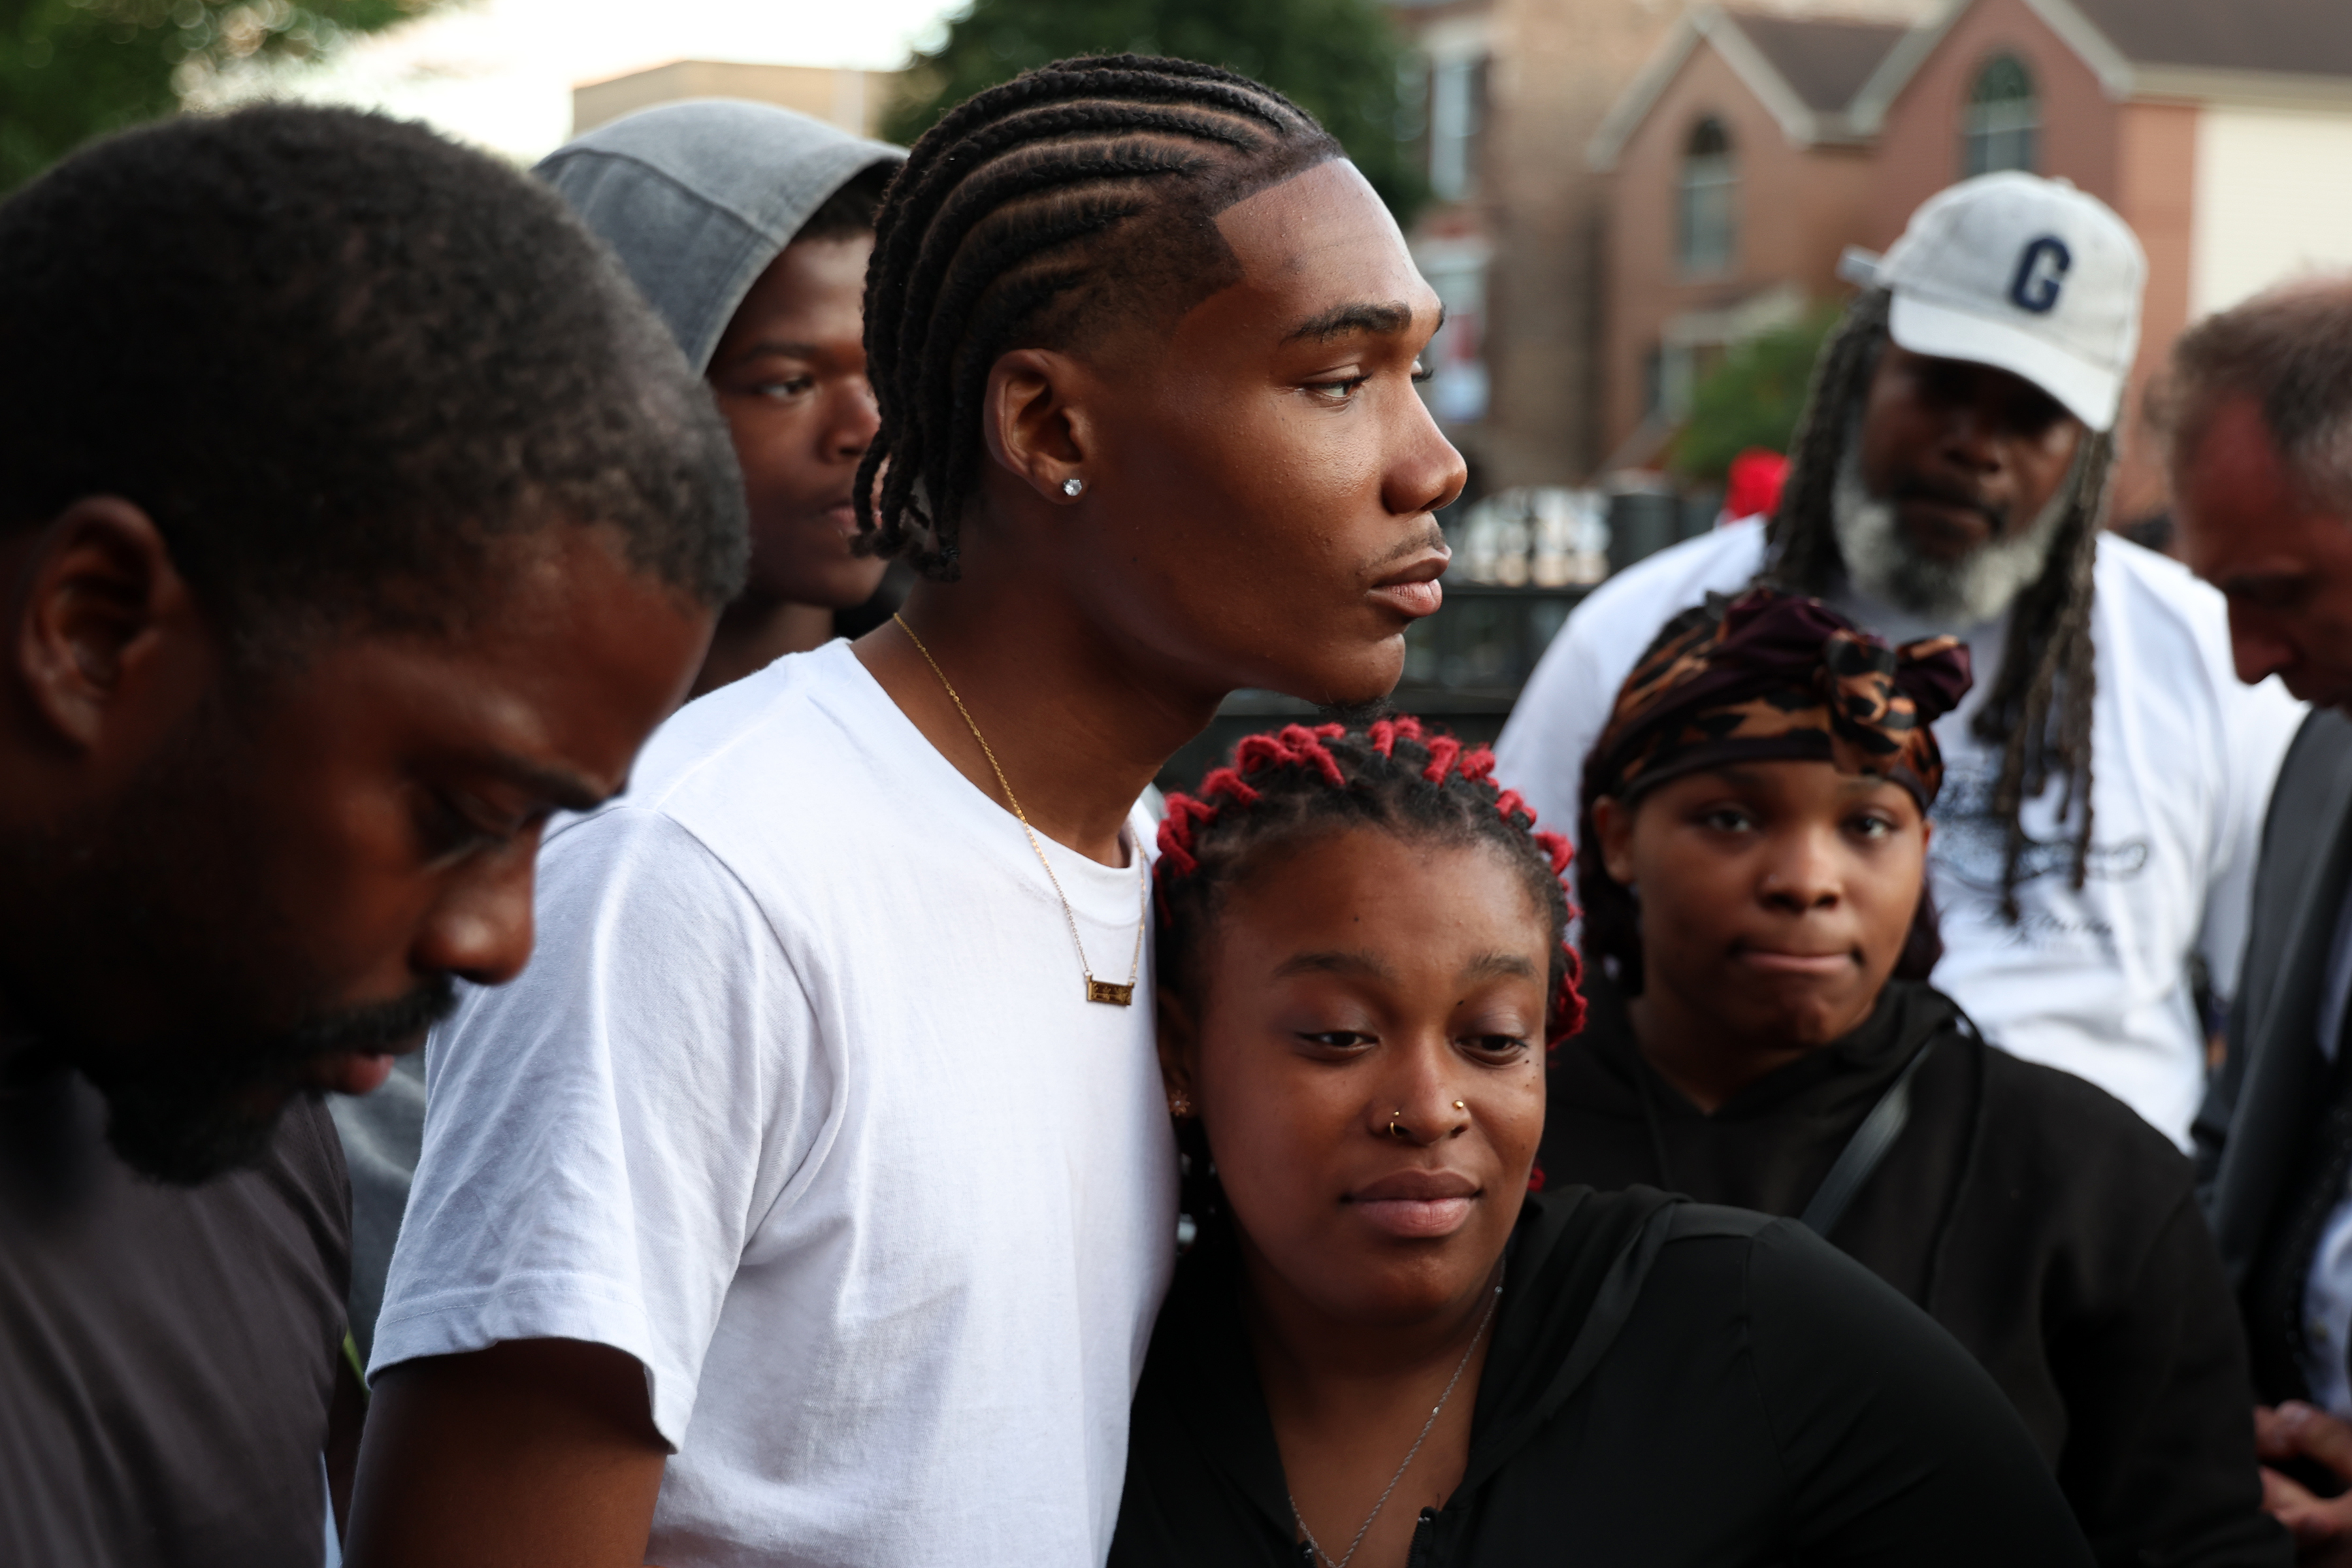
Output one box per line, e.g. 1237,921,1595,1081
1762,289,2109,919
856,55,1343,579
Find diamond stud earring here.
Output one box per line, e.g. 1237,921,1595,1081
1062,477,1084,497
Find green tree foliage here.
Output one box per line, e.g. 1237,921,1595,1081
0,0,435,193
883,0,1426,219
1668,302,1843,482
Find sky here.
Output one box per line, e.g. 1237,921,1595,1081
225,0,966,161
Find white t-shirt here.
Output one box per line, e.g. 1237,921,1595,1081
1494,519,2304,1149
371,640,1178,1568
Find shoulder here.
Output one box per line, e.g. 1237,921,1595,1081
2093,533,2224,640
558,641,907,858
266,1094,351,1248
1643,1205,1955,1353
2091,536,2260,713
1637,1209,2011,1435
1503,525,1766,792
1965,1045,2204,1277
2276,708,2352,805
2093,536,2305,772
1979,1045,2194,1175
531,645,917,928
1566,522,1765,645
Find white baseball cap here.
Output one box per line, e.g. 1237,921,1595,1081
1838,172,2146,433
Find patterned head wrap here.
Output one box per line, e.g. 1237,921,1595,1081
1583,587,1972,813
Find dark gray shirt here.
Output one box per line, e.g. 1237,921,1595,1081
0,1070,349,1567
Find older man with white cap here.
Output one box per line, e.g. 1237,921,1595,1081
1499,172,2304,1151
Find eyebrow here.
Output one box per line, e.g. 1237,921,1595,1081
1282,301,1428,344
1274,949,1399,983
1461,951,1537,981
1271,949,1537,985
481,753,612,814
1693,765,1897,797
729,340,825,361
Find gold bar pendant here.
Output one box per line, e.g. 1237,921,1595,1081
1086,979,1135,1006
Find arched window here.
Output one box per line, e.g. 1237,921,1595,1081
1962,55,2038,176
1678,117,1736,274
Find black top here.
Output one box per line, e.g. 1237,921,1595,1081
1545,975,2283,1568
1112,1186,2091,1567
0,1069,351,1567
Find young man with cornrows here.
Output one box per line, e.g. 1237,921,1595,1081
347,56,1465,1568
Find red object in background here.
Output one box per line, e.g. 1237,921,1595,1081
1723,448,1789,524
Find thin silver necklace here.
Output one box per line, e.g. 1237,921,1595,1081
1288,1269,1504,1568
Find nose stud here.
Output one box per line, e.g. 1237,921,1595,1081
1388,1108,1409,1139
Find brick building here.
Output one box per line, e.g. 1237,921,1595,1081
1388,0,1931,499
1593,0,2352,519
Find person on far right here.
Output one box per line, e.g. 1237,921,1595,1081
2176,280,2352,1561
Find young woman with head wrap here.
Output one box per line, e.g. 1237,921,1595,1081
1544,587,2283,1568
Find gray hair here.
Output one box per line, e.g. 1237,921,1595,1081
2159,276,2352,510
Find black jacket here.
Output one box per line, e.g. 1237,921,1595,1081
1111,1187,2090,1567
2198,708,2352,1403
1544,973,2281,1568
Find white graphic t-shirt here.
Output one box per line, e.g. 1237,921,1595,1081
1495,520,2304,1147
372,640,1177,1567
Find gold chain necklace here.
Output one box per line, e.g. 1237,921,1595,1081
893,613,1146,1006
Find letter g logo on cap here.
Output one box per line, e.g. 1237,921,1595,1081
2008,236,2072,314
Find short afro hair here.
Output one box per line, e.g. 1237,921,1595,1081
0,105,747,655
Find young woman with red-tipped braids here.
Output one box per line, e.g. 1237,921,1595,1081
1113,714,2091,1567
348,54,1461,1568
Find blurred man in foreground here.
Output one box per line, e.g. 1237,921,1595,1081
0,106,743,1565
333,97,905,1369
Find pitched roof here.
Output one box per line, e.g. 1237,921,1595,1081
2069,0,2352,78
1589,5,1911,169
1850,0,2352,128
1733,13,1912,112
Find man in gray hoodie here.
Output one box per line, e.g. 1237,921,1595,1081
330,101,903,1367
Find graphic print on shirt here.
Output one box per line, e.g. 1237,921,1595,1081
1929,751,2149,953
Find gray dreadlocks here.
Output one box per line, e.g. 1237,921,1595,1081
1761,288,2112,919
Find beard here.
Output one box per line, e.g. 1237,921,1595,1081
10,979,458,1186
0,688,457,1186
1830,431,2080,627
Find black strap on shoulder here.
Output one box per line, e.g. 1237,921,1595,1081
1799,1037,1937,1239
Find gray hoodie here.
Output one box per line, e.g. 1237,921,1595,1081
536,99,904,374
331,101,903,1368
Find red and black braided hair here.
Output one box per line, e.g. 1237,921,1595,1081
1154,718,1587,1050
854,55,1343,580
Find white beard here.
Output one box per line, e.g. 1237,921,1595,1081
1829,433,2078,629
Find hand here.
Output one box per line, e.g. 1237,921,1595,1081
2257,1401,2352,1563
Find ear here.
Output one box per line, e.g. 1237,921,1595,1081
1156,983,1200,1106
981,348,1096,505
12,497,206,753
1590,795,1639,888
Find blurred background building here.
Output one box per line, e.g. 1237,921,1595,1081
1583,0,2352,527
574,61,898,139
